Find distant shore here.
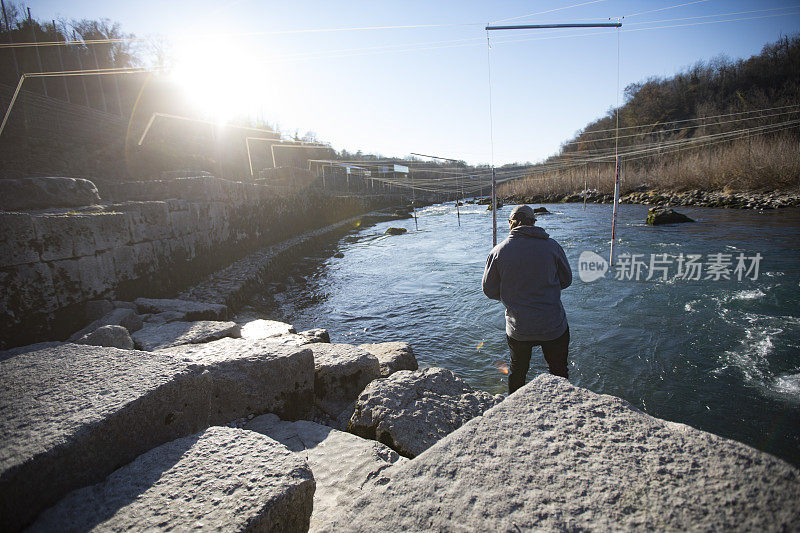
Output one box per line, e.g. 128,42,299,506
502,188,800,210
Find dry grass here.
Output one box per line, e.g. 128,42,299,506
498,134,800,198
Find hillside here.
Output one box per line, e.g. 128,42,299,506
500,35,800,198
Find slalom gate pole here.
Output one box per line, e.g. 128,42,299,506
609,156,622,265
456,175,461,227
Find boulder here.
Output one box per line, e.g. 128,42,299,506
131,320,241,351
30,427,315,533
240,318,296,339
0,177,101,211
76,325,133,349
68,307,143,342
310,344,381,420
0,342,314,530
299,328,331,344
357,342,417,377
646,207,695,225
384,227,407,235
133,297,229,321
333,252,345,258
323,374,800,531
155,338,315,419
142,311,185,324
245,414,406,531
349,367,501,458
533,206,550,214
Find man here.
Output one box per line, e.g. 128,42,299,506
482,205,572,394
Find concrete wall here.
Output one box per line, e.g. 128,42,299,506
0,176,390,348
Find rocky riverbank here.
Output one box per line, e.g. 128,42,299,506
2,291,799,531
503,188,800,209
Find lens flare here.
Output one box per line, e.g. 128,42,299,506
494,360,510,374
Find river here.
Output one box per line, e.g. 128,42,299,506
246,201,800,466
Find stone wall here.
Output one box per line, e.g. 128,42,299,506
0,176,391,348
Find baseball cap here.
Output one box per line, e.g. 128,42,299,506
509,204,536,221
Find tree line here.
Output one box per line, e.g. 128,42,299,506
0,1,139,115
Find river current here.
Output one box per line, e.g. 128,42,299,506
247,201,800,466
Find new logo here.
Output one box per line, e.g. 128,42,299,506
578,251,608,282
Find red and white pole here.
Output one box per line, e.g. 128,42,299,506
609,156,622,265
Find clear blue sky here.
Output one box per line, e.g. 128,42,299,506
25,0,800,165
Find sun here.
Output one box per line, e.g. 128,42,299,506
168,37,270,122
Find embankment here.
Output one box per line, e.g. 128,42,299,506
0,175,396,349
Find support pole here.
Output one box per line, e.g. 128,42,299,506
0,74,26,136
411,172,418,230
583,162,588,210
491,167,497,246
246,137,254,178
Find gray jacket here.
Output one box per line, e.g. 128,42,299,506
482,225,572,341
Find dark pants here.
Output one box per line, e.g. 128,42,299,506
506,326,570,394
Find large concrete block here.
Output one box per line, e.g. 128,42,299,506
322,375,800,531
168,208,193,237
357,342,418,378
0,213,40,267
32,212,130,263
132,320,240,351
246,414,406,531
190,202,213,230
70,216,103,257
30,427,315,533
0,262,58,320
241,319,296,339
131,241,157,276
120,202,172,242
111,245,136,282
309,344,381,419
0,342,314,530
158,337,315,420
182,233,198,260
165,198,189,212
0,177,100,211
0,341,62,362
77,252,116,299
32,215,80,262
91,212,132,251
48,258,83,308
134,298,229,321
208,202,232,242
